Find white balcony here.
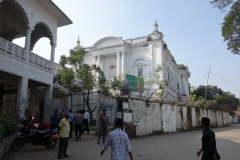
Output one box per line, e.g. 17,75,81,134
0,37,52,71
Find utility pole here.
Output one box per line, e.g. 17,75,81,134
205,67,211,100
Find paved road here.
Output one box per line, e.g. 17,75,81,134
3,124,240,160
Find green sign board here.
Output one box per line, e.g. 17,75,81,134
125,74,144,92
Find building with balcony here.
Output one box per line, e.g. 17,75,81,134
0,0,72,120
82,21,190,101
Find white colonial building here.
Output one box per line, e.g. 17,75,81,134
0,0,72,120
82,21,190,101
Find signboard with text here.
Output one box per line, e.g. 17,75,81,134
125,74,144,92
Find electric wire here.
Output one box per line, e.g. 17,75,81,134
191,74,208,85
210,73,240,87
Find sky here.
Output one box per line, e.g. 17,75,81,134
13,0,240,98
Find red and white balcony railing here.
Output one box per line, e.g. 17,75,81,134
0,37,51,71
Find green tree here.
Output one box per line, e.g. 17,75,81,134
215,92,239,110
191,85,239,110
56,46,109,124
191,85,225,100
210,0,240,54
146,64,163,100
111,74,122,91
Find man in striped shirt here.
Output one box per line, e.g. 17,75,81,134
101,118,133,160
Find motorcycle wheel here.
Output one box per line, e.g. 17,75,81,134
11,139,25,150
43,138,57,149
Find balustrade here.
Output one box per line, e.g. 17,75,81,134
85,47,91,52
123,36,147,44
0,37,51,71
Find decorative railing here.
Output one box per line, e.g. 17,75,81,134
124,36,147,44
28,52,51,70
84,47,91,52
0,37,51,71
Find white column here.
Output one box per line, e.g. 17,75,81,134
50,43,56,72
97,55,101,67
92,55,97,78
122,51,125,81
44,85,52,122
96,55,101,78
117,51,121,76
24,27,32,61
17,76,28,118
93,55,97,65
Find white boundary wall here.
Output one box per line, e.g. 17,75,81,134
129,99,230,136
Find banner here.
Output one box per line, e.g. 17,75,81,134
125,74,144,92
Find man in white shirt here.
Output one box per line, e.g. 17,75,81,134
81,110,90,134
101,118,133,160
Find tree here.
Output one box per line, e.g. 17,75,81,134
191,85,239,110
210,0,234,11
56,46,109,124
191,85,225,100
210,0,240,54
146,64,163,100
215,92,239,110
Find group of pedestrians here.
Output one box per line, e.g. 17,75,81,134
50,109,90,159
51,108,219,160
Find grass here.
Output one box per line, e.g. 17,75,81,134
89,125,97,131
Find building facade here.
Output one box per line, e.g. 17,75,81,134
0,0,72,120
83,22,190,101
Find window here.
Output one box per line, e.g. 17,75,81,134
109,65,116,80
138,68,143,77
168,72,170,82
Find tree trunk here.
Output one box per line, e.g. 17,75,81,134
83,90,97,125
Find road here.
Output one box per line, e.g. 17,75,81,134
3,124,240,160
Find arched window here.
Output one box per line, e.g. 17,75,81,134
134,59,146,77
109,65,116,80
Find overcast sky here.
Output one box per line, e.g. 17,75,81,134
13,0,240,98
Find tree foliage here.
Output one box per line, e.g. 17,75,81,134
210,0,234,11
191,85,239,110
111,74,122,91
211,0,240,54
54,46,109,123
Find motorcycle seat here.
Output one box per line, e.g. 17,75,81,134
36,130,46,134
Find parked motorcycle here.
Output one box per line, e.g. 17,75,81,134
19,116,51,130
11,128,58,150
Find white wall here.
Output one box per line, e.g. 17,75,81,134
162,104,176,133
175,106,182,129
152,103,161,132
191,107,196,127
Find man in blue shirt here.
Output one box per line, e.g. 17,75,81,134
69,110,74,138
50,109,61,129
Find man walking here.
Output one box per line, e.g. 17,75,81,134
69,110,74,138
197,117,220,160
101,118,133,160
82,110,90,134
74,110,83,141
58,113,70,159
50,109,60,129
98,109,110,144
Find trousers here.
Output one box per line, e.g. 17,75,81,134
98,126,107,142
58,137,68,157
82,119,89,134
75,124,82,140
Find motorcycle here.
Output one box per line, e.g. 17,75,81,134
20,115,51,130
11,128,58,150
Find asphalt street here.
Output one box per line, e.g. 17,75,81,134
3,124,240,160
